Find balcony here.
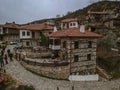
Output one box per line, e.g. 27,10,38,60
49,45,61,50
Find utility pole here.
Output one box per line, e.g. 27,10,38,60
70,38,72,75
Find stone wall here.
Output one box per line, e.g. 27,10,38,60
21,61,70,79
61,38,97,75
3,34,19,42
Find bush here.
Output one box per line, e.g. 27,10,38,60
0,84,8,90
97,56,120,79
16,85,35,90
112,72,120,79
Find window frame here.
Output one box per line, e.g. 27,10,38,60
88,41,92,48
63,41,67,48
26,41,30,46
74,55,79,62
27,31,30,36
87,54,91,60
22,31,25,36
74,41,79,49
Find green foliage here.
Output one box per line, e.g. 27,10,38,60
41,33,49,47
98,31,117,51
97,57,114,72
16,85,35,90
0,84,8,90
0,43,7,49
112,72,120,79
97,56,120,79
30,1,120,25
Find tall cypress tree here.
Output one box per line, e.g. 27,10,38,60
41,33,49,47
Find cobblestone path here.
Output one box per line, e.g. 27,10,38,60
4,45,120,90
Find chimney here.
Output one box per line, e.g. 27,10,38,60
88,27,91,31
80,25,85,33
53,26,57,32
12,21,15,24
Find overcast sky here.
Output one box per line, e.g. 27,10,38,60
0,0,97,24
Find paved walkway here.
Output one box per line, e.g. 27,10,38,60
4,45,70,90
4,45,120,90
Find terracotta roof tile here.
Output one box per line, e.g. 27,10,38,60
3,23,20,29
49,28,102,38
61,18,78,23
20,23,53,31
0,24,4,27
88,12,109,15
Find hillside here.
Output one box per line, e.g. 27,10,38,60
63,1,120,19
30,1,120,24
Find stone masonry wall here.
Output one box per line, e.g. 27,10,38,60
61,38,97,75
21,61,70,79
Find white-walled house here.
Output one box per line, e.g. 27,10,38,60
61,18,79,29
19,23,53,48
20,30,32,39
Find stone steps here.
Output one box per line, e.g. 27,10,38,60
97,66,112,80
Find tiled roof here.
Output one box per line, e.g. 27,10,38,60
61,18,78,23
20,23,53,31
3,23,20,29
88,12,109,15
49,28,102,38
0,24,4,27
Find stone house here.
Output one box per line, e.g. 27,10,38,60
46,19,55,26
87,11,109,22
19,23,53,48
0,22,20,43
49,19,101,75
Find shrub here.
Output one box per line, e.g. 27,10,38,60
16,85,35,90
0,84,8,90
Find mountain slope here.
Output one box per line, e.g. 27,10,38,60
63,1,120,19
30,1,120,24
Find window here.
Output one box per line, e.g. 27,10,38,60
74,41,79,49
26,41,30,46
73,23,76,26
22,31,25,36
49,32,52,34
27,31,30,36
88,41,92,48
32,32,35,38
49,39,53,44
63,41,66,48
67,23,69,28
70,23,72,26
74,55,79,62
40,32,42,36
54,39,60,45
63,23,65,27
87,54,91,60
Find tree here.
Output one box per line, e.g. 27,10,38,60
98,31,117,51
56,14,61,18
41,33,49,47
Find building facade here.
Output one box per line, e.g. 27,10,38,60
49,19,101,75
0,22,20,43
20,23,53,48
60,18,79,29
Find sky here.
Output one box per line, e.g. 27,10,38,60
0,0,96,24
